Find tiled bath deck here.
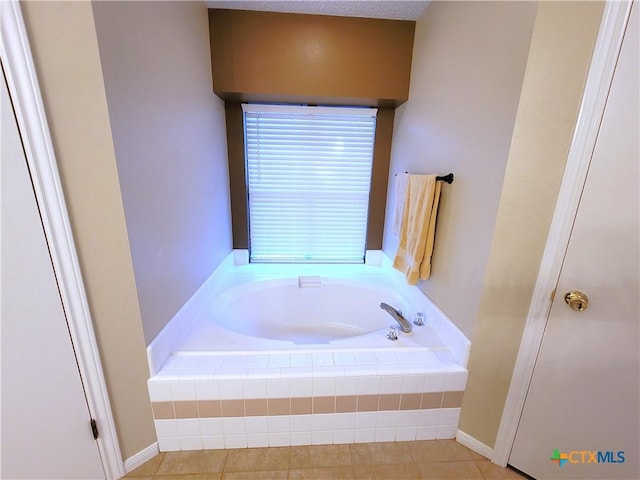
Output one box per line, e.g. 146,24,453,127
148,349,467,451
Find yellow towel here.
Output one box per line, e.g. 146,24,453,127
392,173,409,239
392,174,442,285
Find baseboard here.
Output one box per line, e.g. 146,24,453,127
456,429,494,461
124,442,159,474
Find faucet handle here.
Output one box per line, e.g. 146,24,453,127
386,325,399,341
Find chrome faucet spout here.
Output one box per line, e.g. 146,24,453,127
380,302,412,333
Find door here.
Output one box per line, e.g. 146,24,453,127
1,63,105,479
509,4,639,479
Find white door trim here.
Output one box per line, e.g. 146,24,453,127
0,2,125,478
491,0,634,467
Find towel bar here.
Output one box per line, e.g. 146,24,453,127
395,172,454,184
436,173,454,184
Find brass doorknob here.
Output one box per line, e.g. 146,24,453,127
564,291,589,311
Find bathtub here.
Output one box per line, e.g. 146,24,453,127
176,275,448,352
213,277,404,343
147,251,471,451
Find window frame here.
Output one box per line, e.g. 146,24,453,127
223,102,395,255
242,103,378,263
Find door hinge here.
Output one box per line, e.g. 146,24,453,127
90,418,99,440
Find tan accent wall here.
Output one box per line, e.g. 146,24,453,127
208,9,415,107
367,108,394,250
91,1,232,344
21,1,154,459
226,105,393,250
382,1,539,338
225,103,248,249
459,1,604,448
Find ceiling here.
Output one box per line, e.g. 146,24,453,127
205,1,430,21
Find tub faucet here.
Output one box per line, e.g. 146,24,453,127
380,303,412,333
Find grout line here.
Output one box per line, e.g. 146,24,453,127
152,452,164,477
220,449,230,478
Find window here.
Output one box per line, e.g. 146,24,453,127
243,104,378,263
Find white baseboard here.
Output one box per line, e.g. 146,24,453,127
124,442,159,474
456,429,494,461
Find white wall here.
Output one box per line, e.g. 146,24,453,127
21,0,156,459
383,1,538,338
460,1,604,448
92,1,233,344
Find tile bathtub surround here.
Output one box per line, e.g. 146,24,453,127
153,410,462,451
152,391,464,419
150,388,464,450
148,353,468,451
146,250,471,452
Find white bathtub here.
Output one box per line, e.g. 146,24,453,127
175,273,452,354
147,252,472,451
206,277,409,344
147,251,469,364
148,251,471,370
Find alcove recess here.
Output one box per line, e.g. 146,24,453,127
209,8,416,250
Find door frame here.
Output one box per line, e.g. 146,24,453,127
0,2,124,478
491,0,634,467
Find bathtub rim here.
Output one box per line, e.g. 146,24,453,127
146,250,471,376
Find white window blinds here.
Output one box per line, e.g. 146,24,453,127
243,104,377,263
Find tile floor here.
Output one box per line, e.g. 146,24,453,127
124,440,526,479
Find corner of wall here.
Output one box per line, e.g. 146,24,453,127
381,1,539,339
91,1,233,346
21,0,156,460
458,0,605,448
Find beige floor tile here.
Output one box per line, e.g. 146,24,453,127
153,475,220,480
290,444,352,468
352,463,420,479
475,460,528,479
349,442,414,465
410,439,474,463
468,449,489,461
125,453,165,477
221,470,288,479
415,461,483,479
288,466,354,479
155,450,227,475
132,440,485,480
224,447,290,472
